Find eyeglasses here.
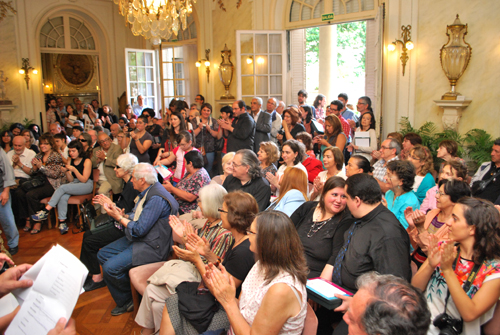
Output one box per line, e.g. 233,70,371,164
246,229,257,236
114,165,122,169
217,208,228,214
232,162,245,168
380,146,391,150
436,190,446,197
79,139,87,142
99,139,110,144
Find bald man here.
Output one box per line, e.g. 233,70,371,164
110,124,122,145
7,136,36,181
88,129,98,149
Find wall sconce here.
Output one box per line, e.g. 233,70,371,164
19,58,37,90
388,25,414,76
196,49,211,83
256,57,265,65
246,56,253,64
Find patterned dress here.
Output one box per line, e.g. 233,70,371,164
175,167,211,213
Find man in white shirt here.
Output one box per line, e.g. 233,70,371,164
133,95,148,117
7,136,36,182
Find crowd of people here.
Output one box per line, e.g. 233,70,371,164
0,90,499,335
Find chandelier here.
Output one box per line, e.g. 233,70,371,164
113,0,195,45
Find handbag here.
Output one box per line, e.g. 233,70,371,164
80,200,116,233
177,281,220,334
21,174,46,192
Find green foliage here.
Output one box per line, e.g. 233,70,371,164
305,27,320,65
398,118,494,173
0,118,35,134
337,21,366,77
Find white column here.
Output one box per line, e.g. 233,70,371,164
318,25,337,102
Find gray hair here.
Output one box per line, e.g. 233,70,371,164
236,149,262,179
133,163,158,185
278,101,286,108
116,153,138,175
268,98,277,107
388,138,402,155
253,97,263,106
198,184,227,219
356,272,431,335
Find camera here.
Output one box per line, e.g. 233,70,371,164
433,313,463,335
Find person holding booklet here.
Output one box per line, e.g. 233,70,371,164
347,111,377,161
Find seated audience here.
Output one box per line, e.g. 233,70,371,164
81,153,140,291
384,160,420,229
0,130,13,152
91,133,124,212
136,184,234,334
412,197,500,335
299,105,318,136
310,146,345,201
340,272,431,335
401,132,422,160
277,106,305,143
267,140,308,194
99,104,118,129
266,167,308,216
314,115,346,163
345,154,372,178
97,163,179,316
162,150,211,214
110,124,121,144
116,130,131,154
154,130,197,184
31,140,93,235
9,123,24,136
470,138,500,203
142,108,163,164
421,160,467,213
28,124,41,144
21,129,39,154
437,139,465,170
222,149,271,211
125,104,137,120
406,179,471,267
204,210,309,335
15,133,65,234
211,151,235,185
296,132,324,183
53,133,69,164
372,138,401,193
71,125,83,141
118,116,129,130
7,135,35,183
78,132,93,158
348,111,377,161
407,145,436,204
257,141,279,176
129,115,153,163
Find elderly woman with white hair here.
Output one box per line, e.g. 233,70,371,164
136,183,234,335
97,163,179,316
80,153,140,292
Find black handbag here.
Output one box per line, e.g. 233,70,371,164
79,200,116,233
21,174,46,192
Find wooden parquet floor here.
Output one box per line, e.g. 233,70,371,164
6,219,143,335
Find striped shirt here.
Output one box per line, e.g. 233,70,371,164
198,220,234,262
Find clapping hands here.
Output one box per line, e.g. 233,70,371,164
203,263,235,307
404,207,426,230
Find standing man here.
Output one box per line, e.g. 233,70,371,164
338,93,358,122
0,147,19,255
194,94,205,108
298,89,308,106
218,100,255,152
266,98,282,144
470,138,500,203
328,100,352,138
251,97,272,153
133,95,148,117
372,138,401,193
348,96,372,130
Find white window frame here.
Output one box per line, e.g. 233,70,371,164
236,30,287,103
125,48,158,110
160,44,188,104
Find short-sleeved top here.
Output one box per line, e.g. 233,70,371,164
129,131,153,162
426,257,500,335
291,201,353,278
385,190,420,229
329,204,411,292
71,157,92,180
289,123,306,139
372,156,399,182
171,146,199,182
262,163,277,176
198,220,233,262
223,239,255,297
176,167,211,213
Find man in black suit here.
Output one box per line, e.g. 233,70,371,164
218,100,255,152
250,97,272,153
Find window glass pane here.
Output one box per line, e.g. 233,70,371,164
242,97,253,106
88,37,95,50
241,56,254,75
290,1,300,22
164,80,174,96
163,63,173,79
146,68,153,81
138,68,146,81
272,96,282,102
256,76,269,95
145,53,153,66
174,46,184,60
175,63,184,79
301,6,312,20
128,52,137,66
129,67,137,81
176,80,185,96
270,55,282,74
57,37,65,48
138,83,146,95
240,34,254,54
163,48,173,62
137,52,145,66
269,34,282,53
255,34,268,53
147,83,154,96
146,98,154,109
313,0,324,18
255,56,268,75
270,76,282,94
130,83,138,98
242,76,254,96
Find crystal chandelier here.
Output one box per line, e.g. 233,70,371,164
113,0,195,45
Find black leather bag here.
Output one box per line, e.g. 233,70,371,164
20,174,46,192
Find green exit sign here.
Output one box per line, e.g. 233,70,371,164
321,13,334,21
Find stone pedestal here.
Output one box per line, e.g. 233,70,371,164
0,105,16,127
433,99,471,130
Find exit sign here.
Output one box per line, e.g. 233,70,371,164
321,13,334,21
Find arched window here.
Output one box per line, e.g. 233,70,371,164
167,15,197,42
40,15,96,51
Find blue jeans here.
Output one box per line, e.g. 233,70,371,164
0,197,19,248
204,152,215,174
48,179,93,220
97,236,134,307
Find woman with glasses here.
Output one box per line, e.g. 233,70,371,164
141,109,163,164
407,144,436,204
405,179,471,268
136,184,236,335
78,132,93,158
15,133,65,234
412,197,500,335
130,115,153,163
203,210,309,335
162,150,211,214
80,153,140,291
31,139,93,234
383,160,420,229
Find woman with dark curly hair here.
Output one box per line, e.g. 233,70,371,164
408,144,436,204
384,160,420,229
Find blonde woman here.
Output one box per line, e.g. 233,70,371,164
266,167,308,216
258,141,279,176
211,152,235,185
407,144,436,204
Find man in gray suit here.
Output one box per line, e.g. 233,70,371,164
251,97,272,153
